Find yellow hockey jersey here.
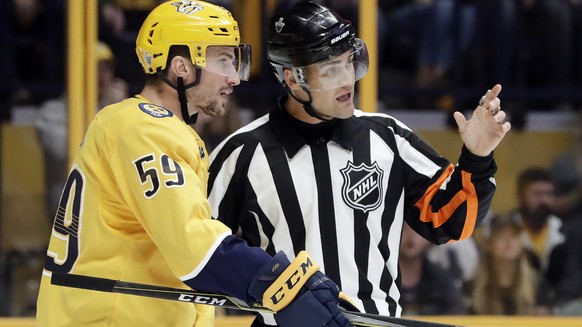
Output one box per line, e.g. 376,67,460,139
37,95,231,326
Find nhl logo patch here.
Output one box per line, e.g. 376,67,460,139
138,103,173,118
340,161,383,213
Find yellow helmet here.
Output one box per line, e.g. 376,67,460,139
136,1,248,78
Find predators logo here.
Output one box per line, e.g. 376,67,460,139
171,1,203,15
138,103,173,118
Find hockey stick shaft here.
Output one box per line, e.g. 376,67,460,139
50,273,461,327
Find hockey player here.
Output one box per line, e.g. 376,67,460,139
36,2,353,326
208,1,511,325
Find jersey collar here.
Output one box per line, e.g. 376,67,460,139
270,95,358,158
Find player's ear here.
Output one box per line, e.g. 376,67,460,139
170,55,191,80
284,68,302,91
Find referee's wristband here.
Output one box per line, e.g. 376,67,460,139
458,145,496,175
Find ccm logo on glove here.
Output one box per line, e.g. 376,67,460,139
263,251,319,311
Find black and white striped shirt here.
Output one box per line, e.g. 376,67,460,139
208,96,496,317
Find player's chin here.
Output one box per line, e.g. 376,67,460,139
203,105,226,118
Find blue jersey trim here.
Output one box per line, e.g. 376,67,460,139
183,235,271,301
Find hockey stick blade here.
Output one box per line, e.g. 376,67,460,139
51,273,462,327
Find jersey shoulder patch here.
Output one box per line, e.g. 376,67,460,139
138,103,173,118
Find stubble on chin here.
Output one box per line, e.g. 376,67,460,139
198,99,226,118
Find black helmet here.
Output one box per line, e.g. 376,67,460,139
268,1,368,87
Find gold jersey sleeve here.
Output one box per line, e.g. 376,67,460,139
37,96,230,326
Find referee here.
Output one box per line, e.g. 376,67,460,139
208,1,511,324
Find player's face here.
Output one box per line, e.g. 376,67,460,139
188,46,241,118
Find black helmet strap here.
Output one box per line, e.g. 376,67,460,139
156,68,202,125
288,86,333,122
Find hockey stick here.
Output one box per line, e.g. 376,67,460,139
51,273,462,327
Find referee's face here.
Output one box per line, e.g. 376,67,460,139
309,83,356,119
304,52,356,119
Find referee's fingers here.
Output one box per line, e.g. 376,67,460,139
479,84,502,110
483,84,502,103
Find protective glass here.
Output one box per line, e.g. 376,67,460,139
201,44,252,81
292,38,369,91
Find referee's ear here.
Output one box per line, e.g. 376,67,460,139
284,68,302,91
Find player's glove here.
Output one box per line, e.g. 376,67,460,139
247,251,354,327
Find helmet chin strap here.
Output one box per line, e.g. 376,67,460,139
156,69,202,125
288,86,333,122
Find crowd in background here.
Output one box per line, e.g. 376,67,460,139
398,158,582,316
2,0,582,125
1,0,582,318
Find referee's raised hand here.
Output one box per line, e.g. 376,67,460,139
453,84,512,157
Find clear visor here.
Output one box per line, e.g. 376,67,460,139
200,44,251,81
292,38,369,91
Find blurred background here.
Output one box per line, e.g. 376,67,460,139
1,0,582,324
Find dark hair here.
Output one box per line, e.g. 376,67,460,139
488,214,523,236
145,45,192,85
517,167,552,194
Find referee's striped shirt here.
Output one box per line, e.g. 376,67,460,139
208,96,497,317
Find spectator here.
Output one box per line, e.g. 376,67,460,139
379,0,478,109
520,0,573,97
469,214,537,315
427,236,480,284
513,168,565,271
34,41,128,222
461,0,520,89
399,223,467,315
511,167,577,313
378,0,577,115
98,1,169,95
462,0,574,112
5,0,66,105
550,118,582,223
549,116,582,314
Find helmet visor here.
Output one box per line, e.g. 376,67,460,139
292,38,369,91
201,44,252,81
